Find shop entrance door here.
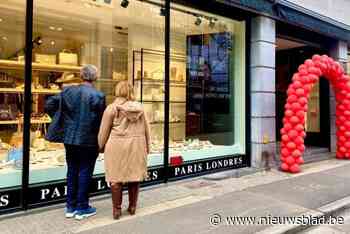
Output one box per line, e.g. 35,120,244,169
276,39,330,148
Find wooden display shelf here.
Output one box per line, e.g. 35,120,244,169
0,119,51,125
0,88,61,94
134,78,186,87
0,60,81,72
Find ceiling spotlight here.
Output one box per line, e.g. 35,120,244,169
49,26,55,30
50,40,56,46
57,27,63,31
0,18,3,22
195,17,202,26
160,7,166,16
209,19,215,28
120,0,129,8
110,47,114,52
2,36,7,41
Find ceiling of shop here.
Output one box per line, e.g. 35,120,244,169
276,38,306,51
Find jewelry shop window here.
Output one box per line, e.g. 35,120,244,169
169,4,246,166
24,0,166,186
0,0,26,191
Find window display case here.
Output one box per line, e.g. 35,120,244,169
0,60,81,188
132,49,186,151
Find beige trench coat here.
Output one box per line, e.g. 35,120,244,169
98,98,151,183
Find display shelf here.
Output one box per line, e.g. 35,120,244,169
0,88,61,94
0,119,51,125
0,60,81,72
134,78,186,87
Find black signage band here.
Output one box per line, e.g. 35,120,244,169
0,155,247,214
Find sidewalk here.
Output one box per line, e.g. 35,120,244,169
1,157,350,234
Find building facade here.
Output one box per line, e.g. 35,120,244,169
0,0,348,214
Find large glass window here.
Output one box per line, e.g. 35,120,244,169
0,1,25,192
26,0,165,186
169,5,246,163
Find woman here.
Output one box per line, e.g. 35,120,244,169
98,81,150,220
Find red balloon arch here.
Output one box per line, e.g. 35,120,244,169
280,54,350,173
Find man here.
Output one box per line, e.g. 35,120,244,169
45,65,105,220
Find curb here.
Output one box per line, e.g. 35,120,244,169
257,196,350,234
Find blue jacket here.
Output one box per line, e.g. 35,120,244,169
45,84,106,147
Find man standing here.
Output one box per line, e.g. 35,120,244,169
45,65,105,220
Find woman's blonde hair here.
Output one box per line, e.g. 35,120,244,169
115,81,135,101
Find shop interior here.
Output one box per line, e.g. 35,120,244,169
276,37,330,154
0,0,246,188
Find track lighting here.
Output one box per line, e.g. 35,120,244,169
209,18,215,28
195,17,202,26
120,0,129,8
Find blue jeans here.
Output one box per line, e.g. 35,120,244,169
64,144,98,210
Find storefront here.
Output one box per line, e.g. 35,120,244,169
0,0,349,215
0,0,250,214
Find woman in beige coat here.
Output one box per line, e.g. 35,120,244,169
98,81,150,219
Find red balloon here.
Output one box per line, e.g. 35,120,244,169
281,163,289,171
345,142,350,148
280,128,286,135
281,148,290,157
305,59,314,67
312,54,321,62
295,136,304,145
339,135,347,142
295,124,304,132
308,74,318,82
340,126,346,131
287,142,297,150
284,123,292,131
301,131,307,137
294,81,303,89
339,115,347,122
345,132,350,138
292,149,302,158
290,116,300,124
303,105,308,112
287,88,296,96
287,95,298,103
285,103,291,109
288,130,299,139
286,156,295,165
336,152,344,159
340,147,347,153
291,102,302,111
290,164,300,173
296,111,305,119
283,117,289,124
308,66,322,76
281,134,289,142
299,69,308,76
297,144,305,152
296,88,305,96
338,105,346,111
296,157,304,164
298,97,308,105
285,110,294,117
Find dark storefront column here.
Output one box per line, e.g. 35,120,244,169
330,41,348,153
250,16,277,168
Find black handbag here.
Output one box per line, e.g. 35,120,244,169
45,94,64,143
